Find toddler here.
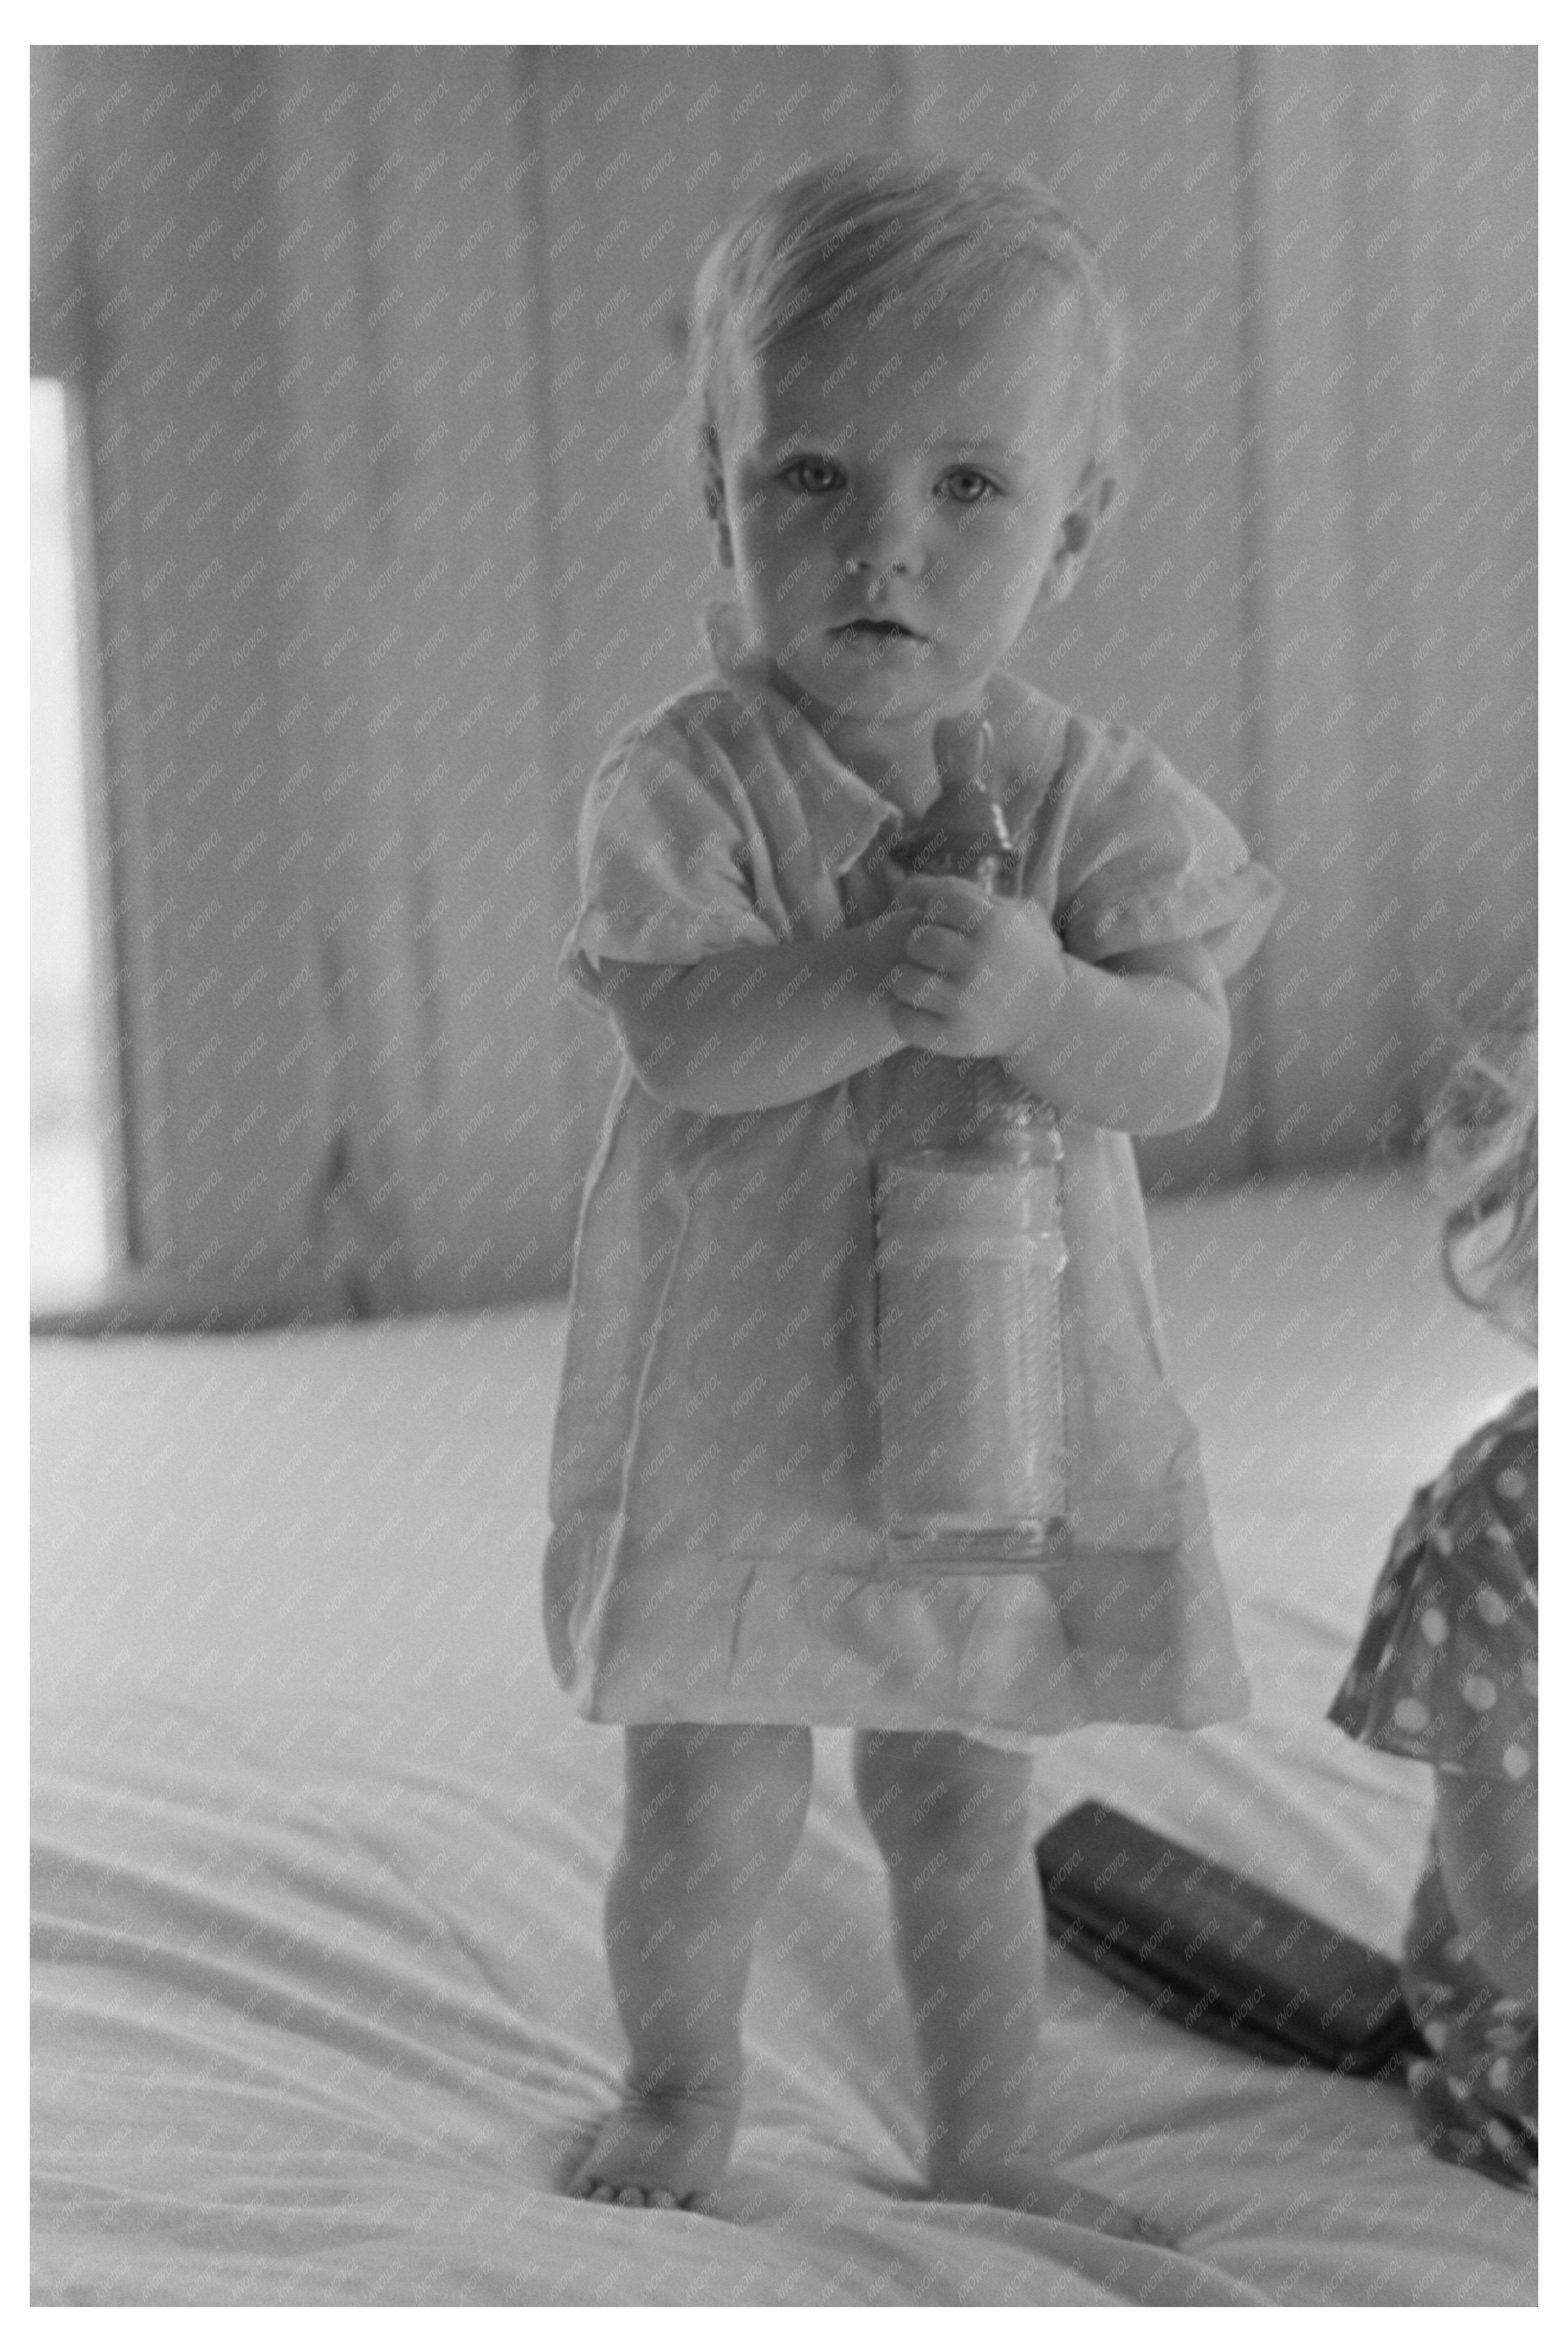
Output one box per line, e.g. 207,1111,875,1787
545,153,1281,2232
1330,1009,1537,2192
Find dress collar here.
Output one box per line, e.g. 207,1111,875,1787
701,601,905,877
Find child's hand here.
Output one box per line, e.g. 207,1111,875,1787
885,873,1066,1059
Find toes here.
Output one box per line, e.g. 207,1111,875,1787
578,2176,690,2211
568,2090,738,2213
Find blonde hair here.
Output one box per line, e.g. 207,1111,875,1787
1420,994,1537,1340
684,151,1128,524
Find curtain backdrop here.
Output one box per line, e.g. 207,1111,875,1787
32,46,1536,1309
895,47,1537,1174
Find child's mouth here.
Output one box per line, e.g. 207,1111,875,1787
833,618,922,645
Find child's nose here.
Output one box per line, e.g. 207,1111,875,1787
842,483,927,578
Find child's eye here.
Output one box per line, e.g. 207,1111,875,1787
779,456,844,496
939,468,1001,506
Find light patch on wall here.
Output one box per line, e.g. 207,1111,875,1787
32,378,110,1304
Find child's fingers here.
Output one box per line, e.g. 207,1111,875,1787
890,961,961,1016
901,921,969,975
893,873,990,932
887,1000,967,1055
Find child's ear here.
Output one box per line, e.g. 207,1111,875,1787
1040,468,1116,606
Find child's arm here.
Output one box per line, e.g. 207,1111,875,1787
887,874,1230,1135
1433,1771,1538,2000
593,904,920,1114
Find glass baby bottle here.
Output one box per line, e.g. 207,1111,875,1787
872,715,1070,1567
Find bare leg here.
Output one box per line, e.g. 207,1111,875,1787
571,1720,814,2210
852,1730,1174,2244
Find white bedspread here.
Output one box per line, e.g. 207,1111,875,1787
31,1170,1538,2305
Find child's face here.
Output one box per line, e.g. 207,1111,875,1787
714,285,1102,744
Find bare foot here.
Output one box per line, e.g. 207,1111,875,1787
930,2153,1179,2247
569,2085,740,2212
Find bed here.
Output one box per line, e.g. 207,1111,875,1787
31,1168,1538,2306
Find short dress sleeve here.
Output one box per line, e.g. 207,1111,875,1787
1328,1391,1538,1783
1051,723,1281,979
558,715,780,1011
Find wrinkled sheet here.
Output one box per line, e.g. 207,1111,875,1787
32,1170,1538,2305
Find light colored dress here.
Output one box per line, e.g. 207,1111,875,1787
1329,1389,1538,2192
544,615,1281,1744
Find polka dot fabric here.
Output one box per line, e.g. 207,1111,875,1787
1329,1388,1538,2196
1328,1390,1537,1781
1402,1833,1538,2195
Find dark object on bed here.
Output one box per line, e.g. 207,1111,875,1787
1037,1802,1420,2076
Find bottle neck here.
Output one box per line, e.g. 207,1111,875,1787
967,1066,1062,1156
894,791,1020,895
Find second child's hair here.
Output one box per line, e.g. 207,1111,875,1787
1421,994,1537,1339
684,151,1128,523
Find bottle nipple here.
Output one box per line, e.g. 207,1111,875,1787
898,712,1014,888
932,711,994,794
